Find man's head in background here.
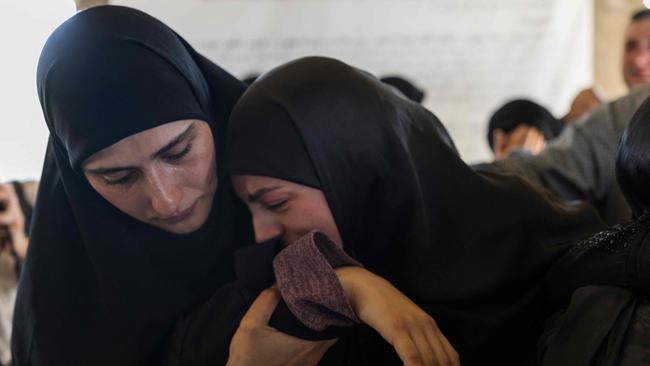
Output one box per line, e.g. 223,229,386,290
487,99,564,160
623,9,650,89
380,76,426,104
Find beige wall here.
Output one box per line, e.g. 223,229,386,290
75,0,108,11
595,0,646,100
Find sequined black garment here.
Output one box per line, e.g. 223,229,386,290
541,213,650,365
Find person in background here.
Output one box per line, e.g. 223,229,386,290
474,9,650,225
0,180,37,366
380,75,426,104
539,95,650,365
622,9,650,91
488,9,650,168
487,99,564,160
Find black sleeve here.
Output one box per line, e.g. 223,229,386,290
545,221,650,310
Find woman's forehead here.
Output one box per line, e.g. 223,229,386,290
82,119,204,169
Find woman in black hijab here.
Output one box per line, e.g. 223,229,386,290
225,57,609,365
12,6,254,365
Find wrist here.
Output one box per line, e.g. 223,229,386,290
334,266,366,313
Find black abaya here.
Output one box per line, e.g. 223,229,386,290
13,6,252,365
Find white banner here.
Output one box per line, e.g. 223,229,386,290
115,0,593,163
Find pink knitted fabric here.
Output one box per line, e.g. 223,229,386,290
273,231,361,331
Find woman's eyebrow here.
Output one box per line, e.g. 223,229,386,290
248,186,282,203
85,166,134,175
150,123,196,160
85,123,197,174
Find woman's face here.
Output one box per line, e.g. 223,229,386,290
83,119,217,234
232,175,343,246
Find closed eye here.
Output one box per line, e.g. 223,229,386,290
165,143,192,162
265,200,288,211
103,171,135,186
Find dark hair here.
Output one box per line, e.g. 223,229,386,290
380,76,425,103
631,9,650,22
616,96,650,217
486,99,564,150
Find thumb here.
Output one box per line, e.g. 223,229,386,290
242,287,281,326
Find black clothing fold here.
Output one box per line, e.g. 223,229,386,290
540,214,650,365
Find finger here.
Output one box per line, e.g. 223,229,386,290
506,127,523,145
492,130,507,159
435,328,460,366
528,130,545,153
415,317,452,366
393,334,423,366
412,328,438,366
242,287,281,326
492,129,506,149
534,138,546,154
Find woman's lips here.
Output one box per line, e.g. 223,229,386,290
157,201,196,224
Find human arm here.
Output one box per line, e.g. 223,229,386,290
226,288,337,366
561,87,602,123
226,270,459,366
272,231,459,366
336,266,460,366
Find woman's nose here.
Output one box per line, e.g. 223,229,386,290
147,169,182,217
253,215,283,243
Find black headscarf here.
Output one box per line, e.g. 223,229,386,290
380,75,426,104
13,6,251,365
225,57,605,365
487,99,564,151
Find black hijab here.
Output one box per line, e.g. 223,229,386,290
13,6,251,365
225,57,605,365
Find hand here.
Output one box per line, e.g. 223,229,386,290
227,288,337,366
562,87,602,123
336,267,460,366
0,183,28,260
493,125,546,160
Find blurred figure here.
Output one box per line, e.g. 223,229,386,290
487,99,564,160
380,75,426,104
623,9,650,90
561,8,650,124
0,180,36,366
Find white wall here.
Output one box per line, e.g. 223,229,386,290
0,0,76,180
1,0,593,180
115,0,594,164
